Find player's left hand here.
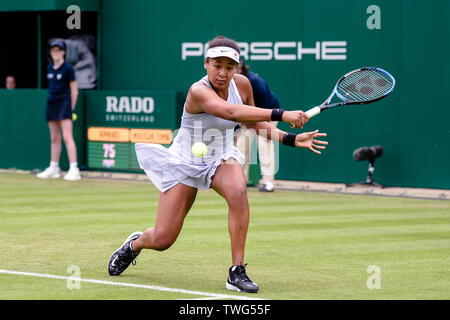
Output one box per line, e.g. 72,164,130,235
295,130,328,154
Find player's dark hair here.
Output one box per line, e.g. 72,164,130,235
207,36,240,53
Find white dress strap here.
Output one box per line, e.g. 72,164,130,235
229,77,243,105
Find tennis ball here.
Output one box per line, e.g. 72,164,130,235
191,142,208,157
72,113,77,121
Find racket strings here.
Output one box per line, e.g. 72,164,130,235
337,70,394,102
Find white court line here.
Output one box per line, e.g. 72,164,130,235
0,269,265,300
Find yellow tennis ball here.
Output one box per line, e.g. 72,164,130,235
191,142,208,157
72,113,77,121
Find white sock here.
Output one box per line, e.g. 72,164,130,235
70,162,78,170
50,161,59,169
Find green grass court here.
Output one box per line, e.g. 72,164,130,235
0,173,449,300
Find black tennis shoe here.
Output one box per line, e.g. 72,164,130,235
225,264,259,293
108,231,143,276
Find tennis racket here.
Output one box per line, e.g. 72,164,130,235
290,67,395,128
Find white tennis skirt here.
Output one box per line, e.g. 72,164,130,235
135,143,244,192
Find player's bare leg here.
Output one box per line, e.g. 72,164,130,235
132,183,198,251
211,159,249,266
211,158,258,293
108,183,197,276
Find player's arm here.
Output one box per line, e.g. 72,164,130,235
246,121,327,154
235,75,293,143
236,75,285,142
245,121,285,142
188,77,307,127
237,75,282,140
70,80,78,111
238,76,327,153
188,83,271,122
236,74,309,130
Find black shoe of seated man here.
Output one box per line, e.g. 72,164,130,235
226,265,259,293
108,231,143,276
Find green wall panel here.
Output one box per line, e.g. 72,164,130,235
0,0,100,12
97,0,449,189
1,0,449,189
0,90,86,171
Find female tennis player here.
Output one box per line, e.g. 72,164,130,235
108,36,328,293
37,39,80,181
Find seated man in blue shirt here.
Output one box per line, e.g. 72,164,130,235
235,58,280,192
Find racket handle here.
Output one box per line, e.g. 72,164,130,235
289,106,322,128
305,106,321,118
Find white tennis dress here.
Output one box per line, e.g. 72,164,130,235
135,75,244,192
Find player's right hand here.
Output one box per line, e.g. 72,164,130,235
282,110,309,129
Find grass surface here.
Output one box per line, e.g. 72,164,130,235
1,173,449,300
